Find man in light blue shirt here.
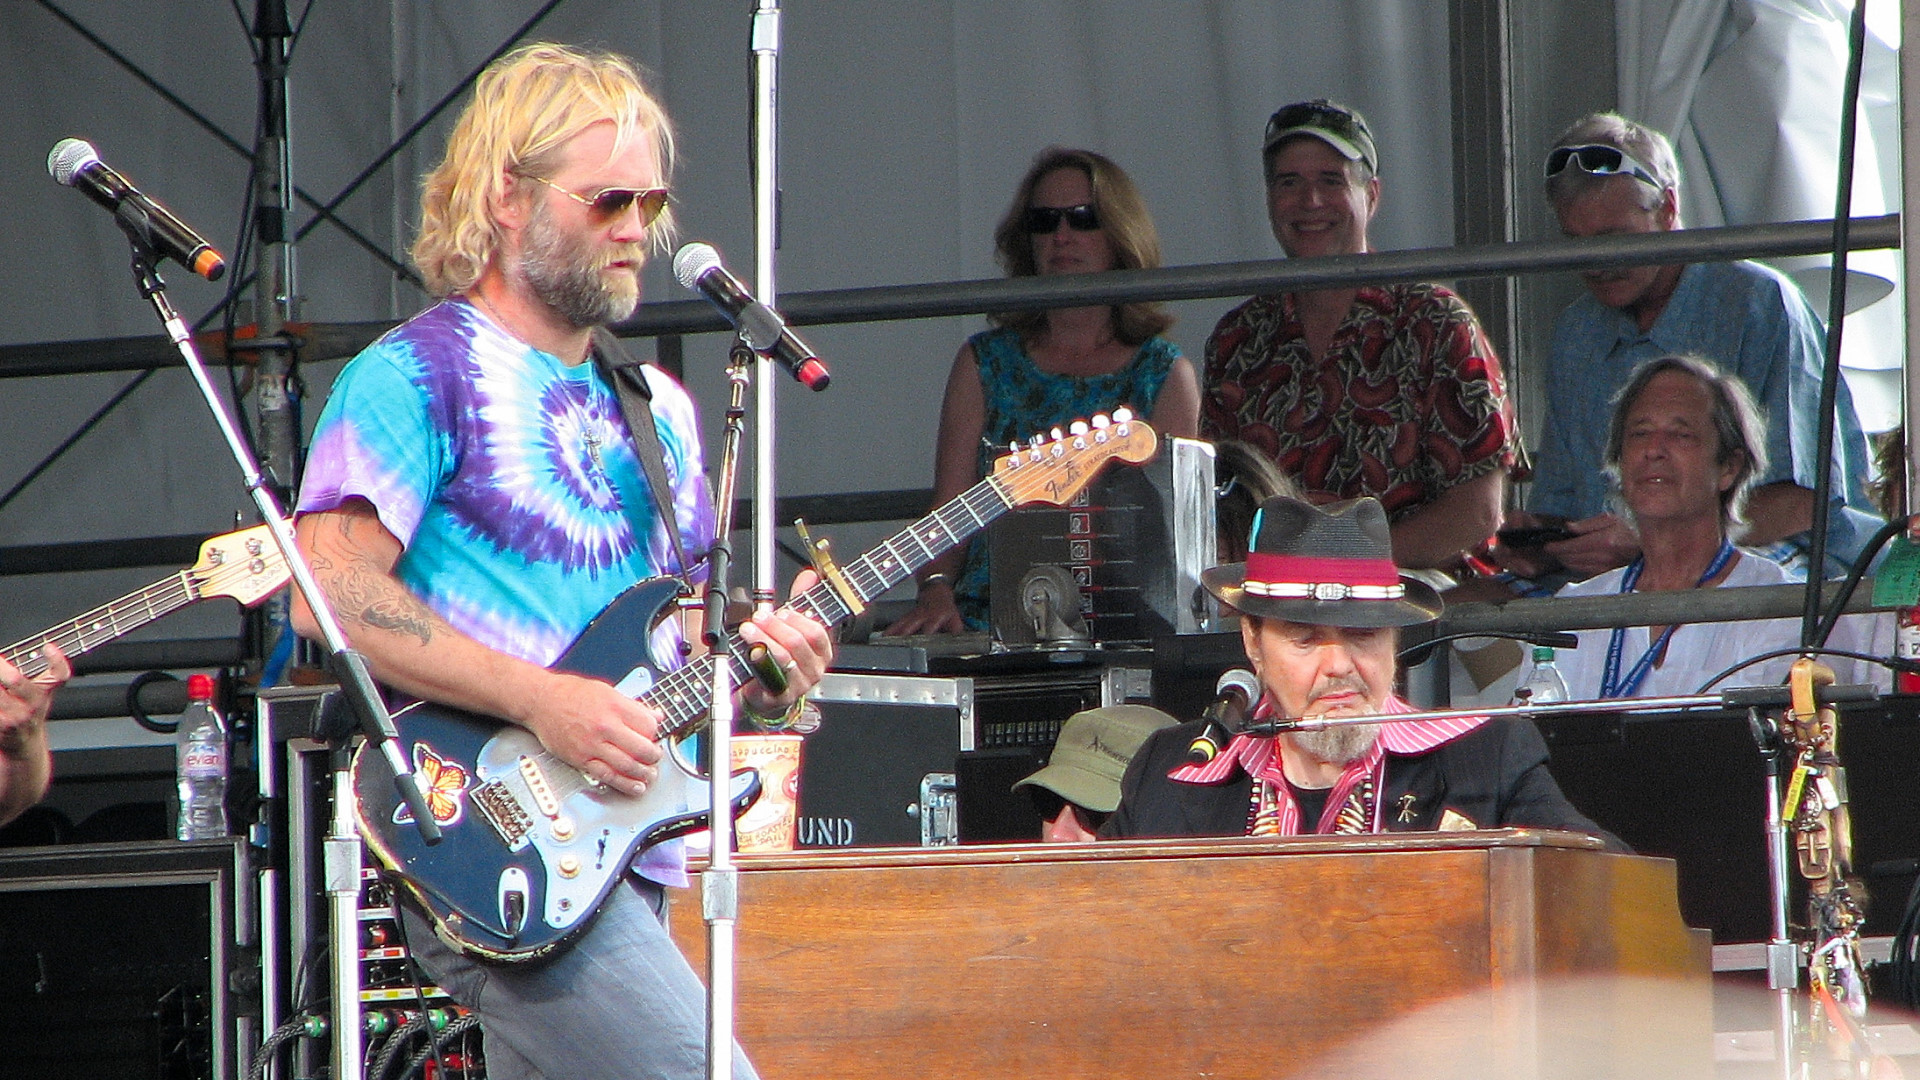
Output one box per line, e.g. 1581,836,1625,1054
1511,112,1878,580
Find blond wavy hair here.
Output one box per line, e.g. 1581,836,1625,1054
411,42,677,297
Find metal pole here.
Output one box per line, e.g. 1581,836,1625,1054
251,0,298,499
1903,0,1920,527
750,0,782,611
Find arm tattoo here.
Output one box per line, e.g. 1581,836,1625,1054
311,512,441,647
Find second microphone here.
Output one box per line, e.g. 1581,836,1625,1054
672,243,830,391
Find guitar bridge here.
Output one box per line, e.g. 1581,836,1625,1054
473,779,533,850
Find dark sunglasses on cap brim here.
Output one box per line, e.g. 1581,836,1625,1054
1023,203,1101,234
1544,144,1663,189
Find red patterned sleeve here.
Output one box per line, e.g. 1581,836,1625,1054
1419,288,1516,487
1200,304,1248,444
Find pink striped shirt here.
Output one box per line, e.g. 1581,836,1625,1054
1167,695,1487,835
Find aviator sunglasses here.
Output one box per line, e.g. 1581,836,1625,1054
527,173,671,227
1023,203,1101,234
1544,144,1663,189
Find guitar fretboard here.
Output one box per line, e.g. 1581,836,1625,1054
4,571,202,678
648,473,1015,741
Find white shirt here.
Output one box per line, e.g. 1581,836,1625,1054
1554,550,1890,701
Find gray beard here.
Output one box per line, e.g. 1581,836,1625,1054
518,199,639,329
1289,723,1380,766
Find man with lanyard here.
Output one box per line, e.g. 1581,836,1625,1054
1554,355,1887,700
290,44,833,1079
1102,496,1616,844
1504,112,1878,587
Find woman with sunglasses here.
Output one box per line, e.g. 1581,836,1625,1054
885,147,1199,636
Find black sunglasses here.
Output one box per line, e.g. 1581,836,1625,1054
1027,787,1112,830
527,174,671,226
1543,144,1662,189
1023,203,1101,234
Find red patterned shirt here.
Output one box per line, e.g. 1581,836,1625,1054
1201,283,1515,517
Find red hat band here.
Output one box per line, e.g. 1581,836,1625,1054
1242,552,1405,602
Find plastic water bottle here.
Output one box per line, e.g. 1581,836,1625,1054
176,673,229,840
1513,646,1570,706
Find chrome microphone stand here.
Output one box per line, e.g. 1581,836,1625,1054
707,5,784,1079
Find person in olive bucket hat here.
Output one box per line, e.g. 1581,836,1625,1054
1102,496,1621,849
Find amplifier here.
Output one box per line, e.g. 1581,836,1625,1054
797,673,973,849
0,839,245,1080
989,436,1217,645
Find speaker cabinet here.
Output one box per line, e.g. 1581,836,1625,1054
0,839,244,1080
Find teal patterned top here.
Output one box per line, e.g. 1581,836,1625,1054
954,326,1180,629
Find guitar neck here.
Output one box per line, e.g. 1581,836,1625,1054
650,472,1016,741
4,570,201,677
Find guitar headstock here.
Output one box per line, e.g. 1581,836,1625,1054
189,524,291,607
989,410,1158,509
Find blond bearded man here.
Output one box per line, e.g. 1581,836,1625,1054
290,44,831,1079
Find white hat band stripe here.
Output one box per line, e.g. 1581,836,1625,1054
1244,580,1406,601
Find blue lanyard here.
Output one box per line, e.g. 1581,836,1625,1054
1599,539,1737,699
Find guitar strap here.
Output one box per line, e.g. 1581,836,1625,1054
590,327,697,580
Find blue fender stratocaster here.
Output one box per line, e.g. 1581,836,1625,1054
352,413,1158,960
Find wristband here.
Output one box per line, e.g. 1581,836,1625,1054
919,572,952,590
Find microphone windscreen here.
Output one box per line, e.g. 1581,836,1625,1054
672,242,721,290
1215,668,1261,700
48,138,99,186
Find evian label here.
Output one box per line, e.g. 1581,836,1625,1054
180,744,226,778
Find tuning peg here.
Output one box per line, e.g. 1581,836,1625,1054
1112,407,1133,423
1028,434,1044,449
1091,414,1111,428
1069,420,1089,436
1049,426,1064,442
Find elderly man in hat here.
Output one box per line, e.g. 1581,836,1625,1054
1103,497,1615,843
1014,705,1177,842
1200,99,1516,574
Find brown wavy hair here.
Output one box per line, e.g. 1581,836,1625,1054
989,147,1173,345
410,43,677,297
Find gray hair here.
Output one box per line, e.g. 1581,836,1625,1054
1545,112,1680,215
1603,355,1768,534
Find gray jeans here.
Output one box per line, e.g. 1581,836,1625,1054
401,875,758,1080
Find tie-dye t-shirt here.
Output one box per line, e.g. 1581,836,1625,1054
297,297,715,883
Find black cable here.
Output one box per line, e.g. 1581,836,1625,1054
382,874,454,1080
401,1014,482,1080
1799,0,1871,645
1692,645,1904,696
1812,516,1904,649
247,1014,321,1080
367,1009,428,1080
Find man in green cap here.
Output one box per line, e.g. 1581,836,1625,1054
1014,705,1178,842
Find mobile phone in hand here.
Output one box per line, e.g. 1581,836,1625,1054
1496,524,1575,549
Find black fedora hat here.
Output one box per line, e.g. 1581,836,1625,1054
1202,496,1442,628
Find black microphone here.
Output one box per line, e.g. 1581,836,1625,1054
1186,668,1262,765
48,139,227,282
672,243,829,391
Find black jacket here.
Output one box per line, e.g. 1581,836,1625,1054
1102,718,1626,851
